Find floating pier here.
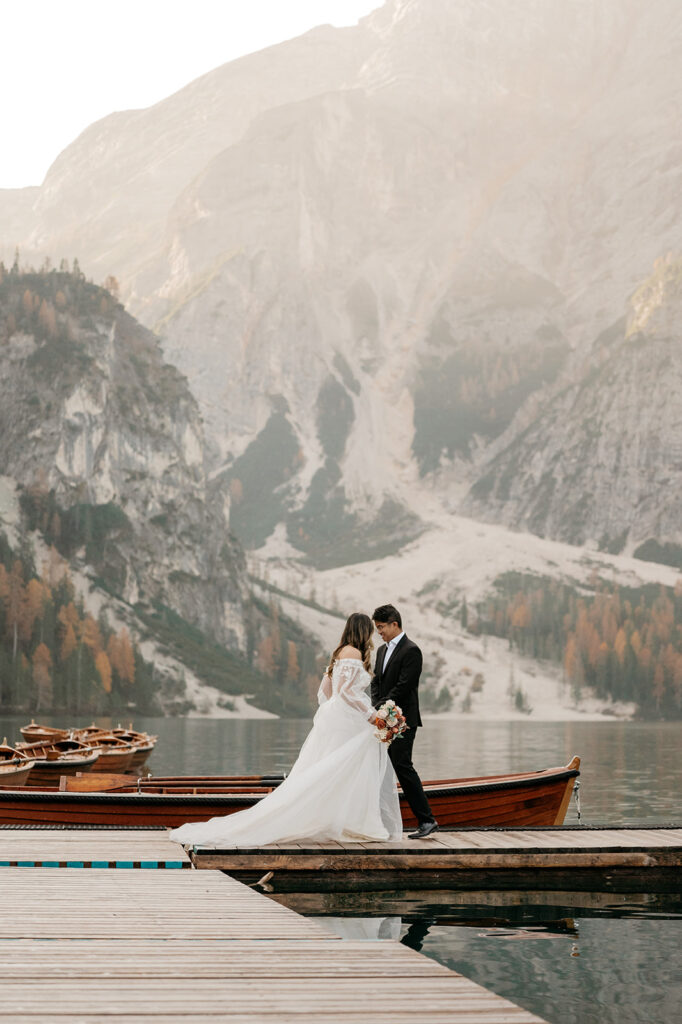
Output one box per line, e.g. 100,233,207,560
0,826,548,1023
189,825,682,892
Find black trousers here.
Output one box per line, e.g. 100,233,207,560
388,727,435,825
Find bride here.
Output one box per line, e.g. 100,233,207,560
169,613,403,848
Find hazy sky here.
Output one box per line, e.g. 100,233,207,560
0,0,381,190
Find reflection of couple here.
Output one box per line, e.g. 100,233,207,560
170,604,438,848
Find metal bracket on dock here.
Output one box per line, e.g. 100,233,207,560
137,772,153,793
573,779,582,824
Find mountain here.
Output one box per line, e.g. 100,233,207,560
1,0,681,566
464,256,682,554
0,265,243,637
0,267,319,715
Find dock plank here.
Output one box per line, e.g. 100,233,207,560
0,867,330,940
0,827,190,867
599,829,682,847
18,1018,539,1024
0,979,545,1019
0,939,454,977
190,826,682,878
438,830,530,849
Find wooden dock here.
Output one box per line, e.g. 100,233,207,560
189,825,682,892
0,825,188,868
0,827,548,1023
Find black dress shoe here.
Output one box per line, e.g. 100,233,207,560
408,821,439,839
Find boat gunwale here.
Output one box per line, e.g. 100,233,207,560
0,765,580,804
0,761,37,774
24,751,101,770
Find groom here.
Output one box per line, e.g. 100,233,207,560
371,604,438,839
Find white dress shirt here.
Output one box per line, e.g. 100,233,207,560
382,631,405,671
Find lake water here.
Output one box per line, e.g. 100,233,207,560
287,889,682,1024
2,714,680,1023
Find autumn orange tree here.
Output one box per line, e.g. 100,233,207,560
241,593,321,715
0,535,155,714
475,572,682,717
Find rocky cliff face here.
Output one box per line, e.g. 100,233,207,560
465,256,682,553
0,267,248,651
2,0,681,564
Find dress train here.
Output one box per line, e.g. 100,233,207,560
169,659,402,848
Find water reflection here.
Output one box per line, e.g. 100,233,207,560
315,916,401,941
400,918,434,953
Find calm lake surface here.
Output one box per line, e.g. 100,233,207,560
2,715,680,1023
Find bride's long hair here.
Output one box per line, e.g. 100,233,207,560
327,612,374,677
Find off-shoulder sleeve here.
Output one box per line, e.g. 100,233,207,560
317,672,332,706
335,661,376,721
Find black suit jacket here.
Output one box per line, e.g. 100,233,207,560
371,634,423,729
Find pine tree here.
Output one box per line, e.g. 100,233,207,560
5,561,24,662
257,634,277,676
38,299,57,337
22,578,47,645
32,643,53,711
95,651,112,695
81,615,102,655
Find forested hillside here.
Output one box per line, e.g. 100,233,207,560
0,536,156,714
0,264,323,716
475,573,682,718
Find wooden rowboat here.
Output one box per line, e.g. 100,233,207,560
15,739,101,788
111,727,157,770
71,730,136,773
0,742,36,788
0,757,580,828
20,722,69,744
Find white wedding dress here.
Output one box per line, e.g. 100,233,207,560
168,659,403,848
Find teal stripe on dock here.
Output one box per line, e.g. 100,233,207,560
0,859,188,869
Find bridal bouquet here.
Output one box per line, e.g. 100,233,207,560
374,700,408,744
